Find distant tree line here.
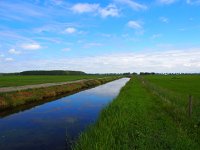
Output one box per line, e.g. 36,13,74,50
0,70,199,76
0,70,86,76
139,72,200,75
140,72,156,75
20,70,86,75
89,72,138,76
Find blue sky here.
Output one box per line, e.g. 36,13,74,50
0,0,200,73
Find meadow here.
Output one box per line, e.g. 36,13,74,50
74,75,200,149
144,75,200,99
0,75,106,87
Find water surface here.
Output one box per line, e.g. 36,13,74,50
0,78,129,150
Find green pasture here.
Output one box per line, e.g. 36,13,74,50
0,75,106,87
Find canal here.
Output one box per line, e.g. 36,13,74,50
0,78,129,150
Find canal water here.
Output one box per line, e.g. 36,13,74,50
0,78,129,150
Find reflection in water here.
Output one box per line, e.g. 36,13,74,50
0,78,129,150
85,78,128,97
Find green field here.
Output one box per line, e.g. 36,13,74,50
144,75,200,99
74,75,200,149
142,75,200,124
0,75,107,87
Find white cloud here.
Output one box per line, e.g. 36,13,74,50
5,57,14,62
2,49,199,73
160,17,169,23
0,1,45,21
71,3,99,13
62,48,71,52
65,27,77,34
99,4,119,18
71,3,120,18
114,0,147,10
158,0,177,4
186,0,200,4
21,43,41,50
127,20,142,29
8,48,21,54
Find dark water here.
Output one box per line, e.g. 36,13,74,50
0,78,129,150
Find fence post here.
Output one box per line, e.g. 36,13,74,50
188,95,192,117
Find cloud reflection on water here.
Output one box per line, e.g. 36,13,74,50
84,78,130,97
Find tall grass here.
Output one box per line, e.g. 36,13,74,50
74,77,200,149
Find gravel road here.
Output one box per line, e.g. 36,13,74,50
0,79,89,93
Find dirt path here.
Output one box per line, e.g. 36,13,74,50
0,79,90,93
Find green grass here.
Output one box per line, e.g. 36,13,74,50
0,77,120,110
74,76,200,149
144,75,200,99
0,75,108,87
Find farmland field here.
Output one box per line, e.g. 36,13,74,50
144,75,200,99
1,74,200,149
75,75,200,149
0,75,107,87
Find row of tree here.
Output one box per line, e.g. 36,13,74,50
140,72,200,75
1,71,199,76
0,70,86,76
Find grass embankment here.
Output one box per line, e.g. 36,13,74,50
0,77,120,111
0,75,107,87
74,76,200,149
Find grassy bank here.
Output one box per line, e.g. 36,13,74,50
0,75,108,87
74,76,200,149
0,77,120,111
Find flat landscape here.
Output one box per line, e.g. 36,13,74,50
0,0,200,149
0,75,106,87
75,75,200,149
0,73,200,149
